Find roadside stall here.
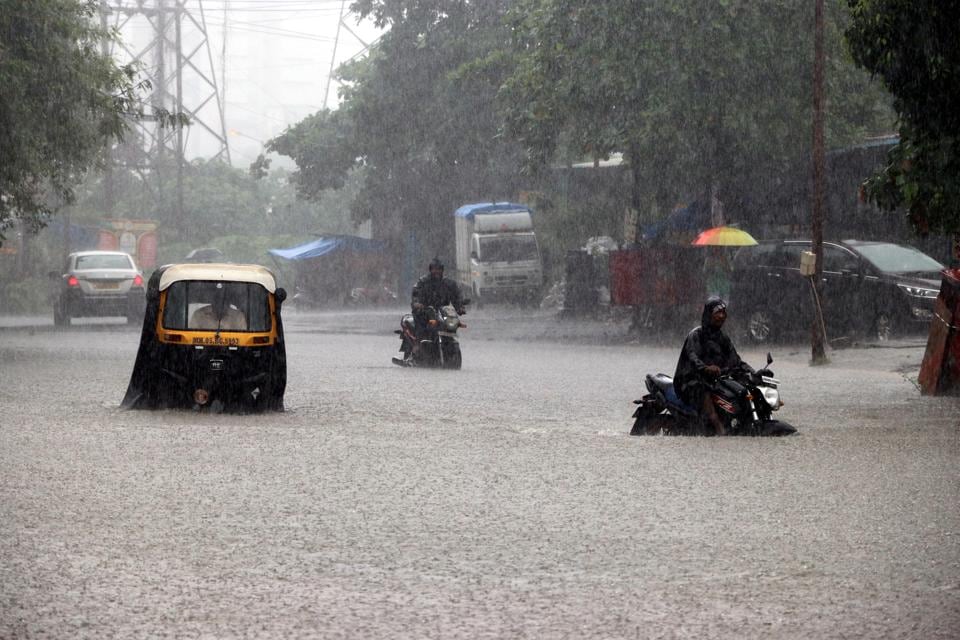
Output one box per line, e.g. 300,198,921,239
268,235,389,308
609,244,705,330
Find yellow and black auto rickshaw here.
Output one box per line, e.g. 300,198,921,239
122,263,287,411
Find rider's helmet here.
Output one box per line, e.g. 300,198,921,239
428,257,444,279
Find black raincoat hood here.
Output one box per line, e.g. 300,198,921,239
701,296,728,328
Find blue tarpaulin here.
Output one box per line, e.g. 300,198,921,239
268,236,385,261
641,200,712,241
454,202,532,219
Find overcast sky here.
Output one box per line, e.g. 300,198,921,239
108,0,382,166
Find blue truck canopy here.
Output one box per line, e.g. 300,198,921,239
454,202,532,219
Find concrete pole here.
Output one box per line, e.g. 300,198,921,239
811,0,828,364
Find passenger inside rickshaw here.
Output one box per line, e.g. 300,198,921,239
162,281,271,332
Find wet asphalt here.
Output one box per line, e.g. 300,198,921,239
0,307,957,639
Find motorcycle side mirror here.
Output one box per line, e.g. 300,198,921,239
766,352,773,366
276,287,287,304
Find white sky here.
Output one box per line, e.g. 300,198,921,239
109,0,383,166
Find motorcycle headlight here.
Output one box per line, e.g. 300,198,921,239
762,386,781,410
444,317,459,331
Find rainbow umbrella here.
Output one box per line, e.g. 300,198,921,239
692,226,758,246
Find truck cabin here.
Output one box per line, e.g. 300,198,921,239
472,234,540,264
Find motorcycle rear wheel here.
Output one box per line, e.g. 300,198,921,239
630,413,675,436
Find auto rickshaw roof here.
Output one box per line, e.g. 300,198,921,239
158,263,277,293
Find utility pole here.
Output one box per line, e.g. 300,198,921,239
811,0,828,364
99,3,115,216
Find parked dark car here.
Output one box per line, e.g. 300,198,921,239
730,239,943,343
53,250,146,326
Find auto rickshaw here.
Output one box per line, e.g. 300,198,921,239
121,263,287,412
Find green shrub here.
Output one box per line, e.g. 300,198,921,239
0,277,52,314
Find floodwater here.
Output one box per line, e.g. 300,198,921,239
0,308,957,639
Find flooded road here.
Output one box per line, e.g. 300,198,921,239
1,308,957,638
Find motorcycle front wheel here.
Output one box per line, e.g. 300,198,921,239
442,342,462,369
759,420,798,437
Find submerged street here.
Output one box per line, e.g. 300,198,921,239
0,307,957,639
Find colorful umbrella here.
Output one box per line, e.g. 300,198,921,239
692,226,758,246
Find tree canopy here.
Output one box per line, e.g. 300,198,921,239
267,0,895,263
499,0,893,217
264,0,526,263
846,0,960,237
0,0,146,241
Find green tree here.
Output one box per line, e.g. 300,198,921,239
846,0,960,238
499,0,893,226
66,159,358,245
0,0,146,241
267,0,527,266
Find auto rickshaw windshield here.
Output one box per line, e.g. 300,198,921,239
162,280,271,332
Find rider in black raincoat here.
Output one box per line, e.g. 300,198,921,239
410,257,465,341
673,296,749,435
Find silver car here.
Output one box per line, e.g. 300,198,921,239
53,251,146,326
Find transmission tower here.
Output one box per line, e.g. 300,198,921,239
99,0,230,228
324,0,376,109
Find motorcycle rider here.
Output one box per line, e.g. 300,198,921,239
673,296,749,436
406,257,465,358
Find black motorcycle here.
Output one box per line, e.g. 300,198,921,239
630,353,797,437
392,303,467,369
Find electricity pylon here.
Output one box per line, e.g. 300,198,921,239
99,0,230,228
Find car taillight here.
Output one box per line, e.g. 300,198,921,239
67,276,79,287
133,274,144,287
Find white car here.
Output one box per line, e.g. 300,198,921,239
53,251,146,326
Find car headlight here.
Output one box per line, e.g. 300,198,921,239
762,386,781,410
897,283,938,299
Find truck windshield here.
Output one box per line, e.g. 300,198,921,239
162,280,271,332
478,236,539,263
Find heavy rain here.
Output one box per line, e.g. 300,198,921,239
1,1,958,638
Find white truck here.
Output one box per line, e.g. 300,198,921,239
453,202,543,305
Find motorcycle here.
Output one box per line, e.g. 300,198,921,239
391,303,467,369
630,353,797,437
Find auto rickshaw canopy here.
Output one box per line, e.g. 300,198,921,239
159,263,278,293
